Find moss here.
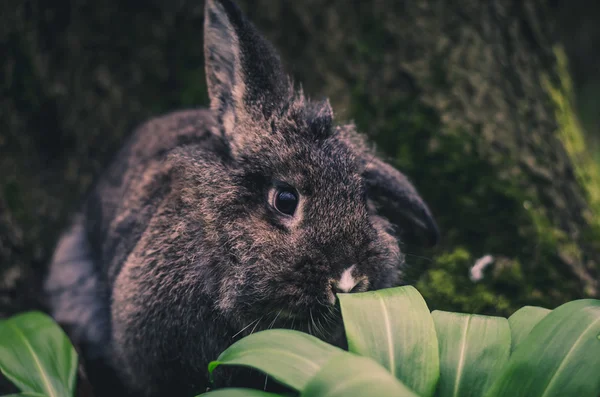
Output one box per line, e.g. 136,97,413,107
348,64,589,314
542,47,600,224
541,46,600,296
546,47,600,217
415,248,513,316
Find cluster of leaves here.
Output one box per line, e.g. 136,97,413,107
205,287,600,397
1,286,599,397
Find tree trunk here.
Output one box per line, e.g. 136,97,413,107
1,0,598,322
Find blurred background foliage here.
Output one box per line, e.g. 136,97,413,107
1,0,599,324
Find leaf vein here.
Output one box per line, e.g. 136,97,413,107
8,323,58,397
377,294,395,377
452,316,471,397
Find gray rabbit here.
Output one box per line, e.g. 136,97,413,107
44,0,439,396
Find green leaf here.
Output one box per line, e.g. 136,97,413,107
432,311,511,397
301,354,419,397
195,389,284,397
208,329,344,392
508,306,551,353
0,311,78,397
338,286,439,397
485,299,600,397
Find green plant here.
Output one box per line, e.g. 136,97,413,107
204,286,600,397
1,287,599,397
0,311,78,397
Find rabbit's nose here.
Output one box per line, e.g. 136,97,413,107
327,266,370,304
333,266,359,293
330,265,369,294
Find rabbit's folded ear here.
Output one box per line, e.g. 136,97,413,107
204,0,291,142
364,158,440,247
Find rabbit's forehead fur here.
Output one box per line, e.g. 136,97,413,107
236,96,363,191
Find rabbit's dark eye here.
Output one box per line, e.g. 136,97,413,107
274,188,298,216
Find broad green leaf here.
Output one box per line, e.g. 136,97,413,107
301,354,419,397
195,389,284,397
208,329,344,392
508,306,551,353
485,299,600,397
432,311,511,397
0,311,78,397
338,286,439,397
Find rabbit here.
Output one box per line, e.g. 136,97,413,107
44,0,439,396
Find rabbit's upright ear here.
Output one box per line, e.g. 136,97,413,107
204,0,291,145
365,158,440,247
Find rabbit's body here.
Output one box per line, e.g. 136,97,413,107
45,1,439,396
46,109,233,394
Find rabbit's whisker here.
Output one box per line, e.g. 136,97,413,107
403,252,433,263
268,309,283,330
232,317,260,339
250,315,264,335
309,309,318,336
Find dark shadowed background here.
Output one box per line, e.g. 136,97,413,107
1,0,599,344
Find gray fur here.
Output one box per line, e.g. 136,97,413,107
44,1,439,396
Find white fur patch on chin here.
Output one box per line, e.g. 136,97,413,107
337,265,357,293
